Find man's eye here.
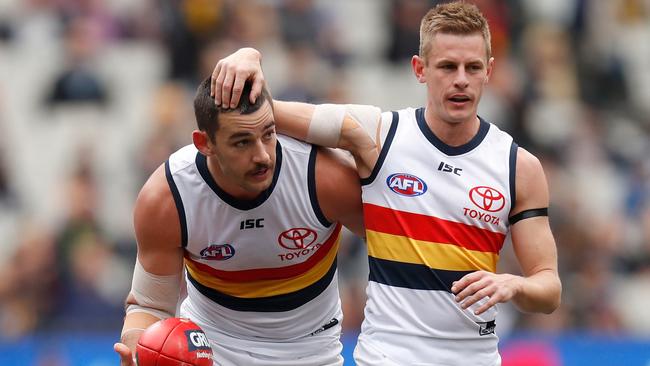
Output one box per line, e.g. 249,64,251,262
234,140,248,147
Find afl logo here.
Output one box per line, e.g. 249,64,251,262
469,186,505,212
278,228,318,250
386,173,427,196
200,244,235,260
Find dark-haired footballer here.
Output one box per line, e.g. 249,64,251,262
115,79,364,366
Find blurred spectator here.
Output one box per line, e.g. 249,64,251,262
0,225,57,339
227,0,278,46
277,0,348,67
0,19,13,42
159,0,225,82
136,81,193,184
386,0,434,63
275,45,322,103
44,153,130,332
55,0,123,42
45,16,108,106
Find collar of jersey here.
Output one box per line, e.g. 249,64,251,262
416,107,490,156
195,140,283,210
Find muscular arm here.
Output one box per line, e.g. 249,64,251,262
452,148,561,315
315,147,365,238
116,164,184,363
507,148,561,313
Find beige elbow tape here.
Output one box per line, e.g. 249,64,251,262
308,104,345,147
129,258,182,318
345,104,382,144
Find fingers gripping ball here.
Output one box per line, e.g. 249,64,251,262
136,318,213,366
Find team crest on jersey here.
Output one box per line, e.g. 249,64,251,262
199,244,235,260
386,173,427,196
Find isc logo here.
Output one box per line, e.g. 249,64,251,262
240,218,264,230
186,330,211,351
386,173,427,196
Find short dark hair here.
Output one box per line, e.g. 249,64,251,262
193,77,272,141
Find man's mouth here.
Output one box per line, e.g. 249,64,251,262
249,166,271,178
448,95,471,103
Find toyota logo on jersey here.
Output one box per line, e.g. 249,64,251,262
469,186,506,212
278,228,318,250
386,173,427,196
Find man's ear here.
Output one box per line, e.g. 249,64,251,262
411,55,426,83
192,130,214,155
485,56,495,83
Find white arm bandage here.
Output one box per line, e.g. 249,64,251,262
308,104,384,147
344,104,383,145
308,104,345,147
127,258,182,319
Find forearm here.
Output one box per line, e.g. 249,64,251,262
273,100,314,140
274,100,382,149
512,269,561,314
119,254,182,349
120,310,162,351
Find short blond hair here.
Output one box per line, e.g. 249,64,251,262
419,2,492,61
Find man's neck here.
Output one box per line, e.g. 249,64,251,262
424,108,480,147
206,157,259,200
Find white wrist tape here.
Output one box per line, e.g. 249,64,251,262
125,304,174,320
308,104,345,147
129,258,182,318
120,327,146,339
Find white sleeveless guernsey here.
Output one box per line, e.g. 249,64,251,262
355,107,517,366
165,135,343,364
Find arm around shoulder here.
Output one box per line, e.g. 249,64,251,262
509,148,561,313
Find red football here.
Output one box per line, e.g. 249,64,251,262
136,318,213,366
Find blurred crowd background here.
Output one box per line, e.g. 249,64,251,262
1,0,650,364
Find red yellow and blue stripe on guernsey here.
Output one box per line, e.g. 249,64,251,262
184,224,342,312
364,203,506,292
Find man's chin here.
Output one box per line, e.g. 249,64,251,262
245,176,273,193
445,110,475,124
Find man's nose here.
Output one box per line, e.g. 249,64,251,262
454,68,469,89
251,140,271,164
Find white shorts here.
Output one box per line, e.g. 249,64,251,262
210,337,343,366
354,335,502,366
353,337,403,366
